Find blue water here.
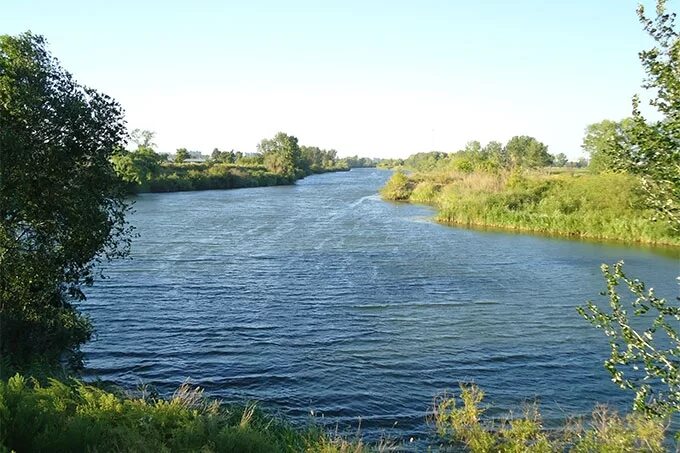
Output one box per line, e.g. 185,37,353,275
81,168,679,444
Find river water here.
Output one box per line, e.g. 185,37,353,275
82,168,679,443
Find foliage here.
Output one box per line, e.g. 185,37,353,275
0,374,377,453
432,384,668,452
505,135,553,168
299,146,348,173
0,32,131,368
129,128,157,149
380,168,679,246
381,136,563,174
578,262,680,419
174,147,190,163
380,171,412,201
342,155,381,168
113,132,353,193
211,148,241,164
553,152,569,167
111,146,166,187
581,119,634,173
621,0,680,230
258,132,303,178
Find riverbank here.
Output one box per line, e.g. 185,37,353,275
0,373,370,452
127,162,351,194
380,169,680,247
1,373,670,452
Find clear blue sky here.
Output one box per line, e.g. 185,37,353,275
2,0,661,158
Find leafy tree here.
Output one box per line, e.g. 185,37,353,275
111,147,164,188
621,0,680,230
581,119,634,173
578,262,679,419
175,147,189,163
482,141,507,169
257,132,302,177
553,152,569,167
130,128,156,149
505,135,553,168
0,32,131,368
210,148,236,164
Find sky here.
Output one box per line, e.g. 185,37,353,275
2,0,662,159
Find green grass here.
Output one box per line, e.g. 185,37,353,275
2,375,674,452
137,163,294,193
0,374,381,453
432,384,670,453
381,169,680,246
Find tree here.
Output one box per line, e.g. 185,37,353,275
578,262,679,418
483,141,507,169
0,33,131,368
257,132,302,177
175,147,189,163
130,129,156,149
581,119,634,173
553,152,569,167
504,136,552,168
620,0,680,231
111,146,165,188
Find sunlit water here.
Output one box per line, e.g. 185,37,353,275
82,168,679,444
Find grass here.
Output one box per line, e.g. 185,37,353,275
0,374,388,453
432,384,670,452
3,374,674,452
380,169,680,246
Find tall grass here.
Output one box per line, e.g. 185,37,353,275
381,170,680,246
0,374,380,453
1,375,675,451
432,384,669,452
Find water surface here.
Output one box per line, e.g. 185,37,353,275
82,168,679,442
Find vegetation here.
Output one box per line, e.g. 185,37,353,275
0,32,131,370
0,374,377,453
2,0,679,449
433,384,668,453
578,262,679,418
431,260,679,452
381,168,679,245
113,131,358,194
381,0,680,247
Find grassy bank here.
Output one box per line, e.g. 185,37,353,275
128,163,351,194
381,169,680,246
1,374,673,452
139,163,296,193
0,374,374,453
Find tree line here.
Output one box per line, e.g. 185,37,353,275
112,131,383,193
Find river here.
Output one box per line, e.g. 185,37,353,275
82,168,679,443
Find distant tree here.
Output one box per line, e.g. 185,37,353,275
210,148,236,163
0,32,131,367
257,132,301,177
581,119,634,173
175,148,189,163
483,141,507,169
130,129,156,149
576,157,589,168
112,147,165,187
553,153,569,167
505,136,552,168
